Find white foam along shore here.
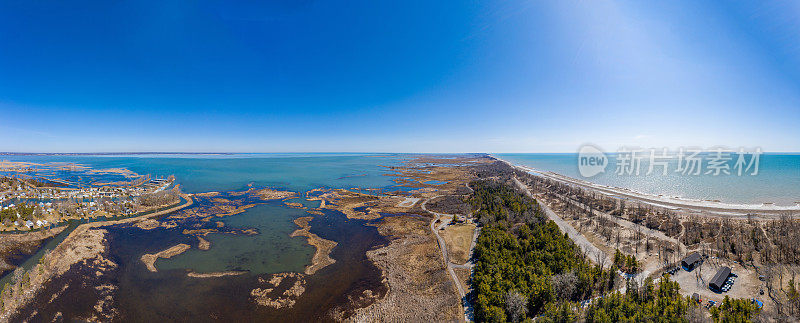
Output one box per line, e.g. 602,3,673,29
489,155,800,214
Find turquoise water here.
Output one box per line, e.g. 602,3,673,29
7,150,797,207
0,153,407,193
1,153,429,320
1,153,409,280
496,153,800,206
0,160,135,188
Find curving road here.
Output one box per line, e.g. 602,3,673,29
422,181,476,322
422,197,466,297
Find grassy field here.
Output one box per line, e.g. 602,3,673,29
441,223,475,265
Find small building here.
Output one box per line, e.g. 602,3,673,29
691,293,701,303
682,252,702,271
709,266,732,292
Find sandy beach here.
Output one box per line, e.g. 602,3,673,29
492,156,800,218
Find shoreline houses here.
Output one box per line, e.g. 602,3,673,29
0,175,175,230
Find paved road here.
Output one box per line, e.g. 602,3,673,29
514,177,658,299
553,192,686,254
512,177,612,267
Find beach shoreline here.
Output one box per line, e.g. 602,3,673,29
490,155,800,216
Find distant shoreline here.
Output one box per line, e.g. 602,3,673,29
0,152,238,156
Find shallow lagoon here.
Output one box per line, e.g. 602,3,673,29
158,202,315,274
4,153,411,321
13,203,390,321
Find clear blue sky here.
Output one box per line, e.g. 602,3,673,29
1,0,799,153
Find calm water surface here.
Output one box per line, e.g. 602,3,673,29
3,153,416,321
496,153,800,206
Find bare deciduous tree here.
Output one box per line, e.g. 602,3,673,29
551,271,578,301
505,290,528,323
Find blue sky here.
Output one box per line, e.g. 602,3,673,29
1,0,799,153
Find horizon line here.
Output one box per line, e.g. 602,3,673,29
2,151,800,155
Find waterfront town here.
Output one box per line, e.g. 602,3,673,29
0,173,177,231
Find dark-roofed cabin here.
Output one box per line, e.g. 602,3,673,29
709,266,731,292
682,252,702,271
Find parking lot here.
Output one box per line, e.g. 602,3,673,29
670,258,765,310
719,273,738,293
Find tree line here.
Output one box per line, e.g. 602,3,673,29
469,180,617,322
468,177,761,322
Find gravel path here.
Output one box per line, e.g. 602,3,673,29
422,188,475,322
